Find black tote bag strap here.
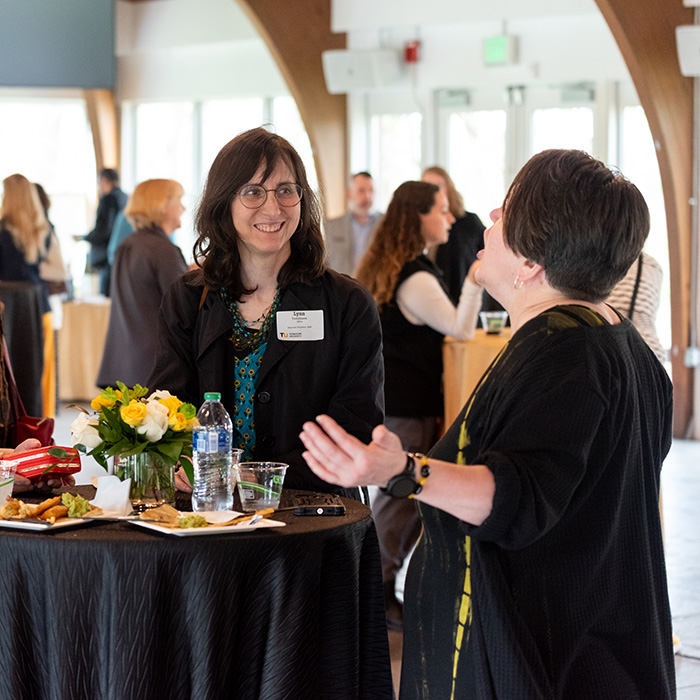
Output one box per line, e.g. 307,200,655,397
2,336,28,422
628,255,643,321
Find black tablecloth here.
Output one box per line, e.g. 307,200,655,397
0,488,394,700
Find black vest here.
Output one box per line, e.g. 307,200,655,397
380,255,446,417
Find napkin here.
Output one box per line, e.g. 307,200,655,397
90,476,134,517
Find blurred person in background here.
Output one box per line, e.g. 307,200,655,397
607,251,665,363
0,174,52,417
325,171,382,275
107,210,135,267
422,166,504,319
301,150,674,699
83,168,127,297
149,127,384,500
35,183,70,418
97,179,188,388
356,180,482,630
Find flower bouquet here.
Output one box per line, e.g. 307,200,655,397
70,383,196,510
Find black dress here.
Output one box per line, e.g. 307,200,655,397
400,306,675,699
433,211,503,318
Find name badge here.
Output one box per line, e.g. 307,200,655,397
276,310,324,341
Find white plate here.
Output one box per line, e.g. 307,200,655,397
0,517,90,532
129,509,286,536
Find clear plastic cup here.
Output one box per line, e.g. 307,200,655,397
479,310,509,335
0,460,17,504
233,462,288,511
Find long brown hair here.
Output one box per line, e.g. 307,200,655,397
194,127,325,299
422,165,466,218
356,181,438,307
0,174,49,264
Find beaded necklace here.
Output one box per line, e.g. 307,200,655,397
220,287,281,354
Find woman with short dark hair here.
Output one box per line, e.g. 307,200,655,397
301,149,675,698
150,127,383,499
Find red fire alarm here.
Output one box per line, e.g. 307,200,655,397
404,40,420,64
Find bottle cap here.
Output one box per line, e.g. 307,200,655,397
203,392,221,401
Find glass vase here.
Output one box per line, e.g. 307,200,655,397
115,453,175,512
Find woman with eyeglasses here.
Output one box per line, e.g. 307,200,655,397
149,127,383,500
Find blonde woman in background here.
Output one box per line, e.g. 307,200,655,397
0,173,54,418
97,179,189,388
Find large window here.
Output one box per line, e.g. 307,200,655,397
530,107,594,156
201,98,265,181
369,112,422,211
620,105,671,353
446,109,507,225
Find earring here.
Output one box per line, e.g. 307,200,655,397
513,276,524,290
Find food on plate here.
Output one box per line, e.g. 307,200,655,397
0,493,104,524
142,504,180,528
32,496,61,517
39,505,69,523
61,493,92,518
178,514,208,529
0,498,35,519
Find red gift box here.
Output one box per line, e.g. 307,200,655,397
0,446,81,480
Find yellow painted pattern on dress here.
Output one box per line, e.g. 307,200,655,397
450,536,472,700
450,343,508,694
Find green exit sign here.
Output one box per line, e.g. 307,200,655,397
483,35,518,66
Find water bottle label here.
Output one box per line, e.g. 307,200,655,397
194,429,231,454
218,431,231,452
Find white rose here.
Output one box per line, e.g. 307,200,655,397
147,390,173,402
136,400,169,442
70,413,102,449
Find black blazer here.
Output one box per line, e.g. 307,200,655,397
149,269,385,497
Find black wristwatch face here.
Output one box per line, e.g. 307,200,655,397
384,473,419,499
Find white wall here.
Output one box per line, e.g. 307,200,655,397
115,0,630,103
115,0,288,101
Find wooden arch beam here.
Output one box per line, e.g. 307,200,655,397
237,0,348,218
595,0,695,436
84,88,120,174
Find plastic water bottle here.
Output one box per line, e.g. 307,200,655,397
192,392,233,512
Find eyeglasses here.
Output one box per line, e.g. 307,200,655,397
237,183,303,209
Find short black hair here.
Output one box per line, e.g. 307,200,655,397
100,168,120,185
503,149,649,303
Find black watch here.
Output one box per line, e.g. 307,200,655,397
380,452,430,499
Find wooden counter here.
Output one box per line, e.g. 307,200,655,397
443,328,511,427
58,299,111,401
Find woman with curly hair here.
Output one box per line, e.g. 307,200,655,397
148,127,383,500
356,180,482,629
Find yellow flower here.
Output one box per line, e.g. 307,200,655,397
91,389,122,411
159,396,183,419
169,412,188,431
120,400,147,426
